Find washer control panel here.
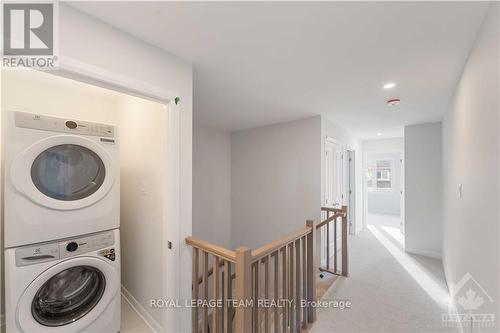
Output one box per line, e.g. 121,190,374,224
59,231,114,259
14,111,115,138
15,231,115,267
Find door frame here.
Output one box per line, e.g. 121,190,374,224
322,136,348,267
16,56,184,332
325,136,347,207
347,149,356,235
363,149,404,233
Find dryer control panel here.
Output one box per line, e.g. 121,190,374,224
15,231,115,267
14,111,115,138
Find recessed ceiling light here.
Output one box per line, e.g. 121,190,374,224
383,82,396,90
377,132,383,136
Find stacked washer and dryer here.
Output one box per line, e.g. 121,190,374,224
4,111,121,333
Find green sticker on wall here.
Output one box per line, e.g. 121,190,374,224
174,96,180,105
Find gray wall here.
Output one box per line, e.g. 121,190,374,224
193,124,232,248
404,122,442,258
442,3,499,325
231,116,322,249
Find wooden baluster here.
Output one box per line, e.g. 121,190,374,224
192,248,199,333
289,242,295,333
301,236,307,329
342,206,349,277
202,251,209,333
235,247,252,333
254,261,260,333
265,256,271,333
334,217,338,273
213,257,221,333
224,261,232,333
306,220,317,323
294,239,301,332
282,246,288,333
273,252,279,333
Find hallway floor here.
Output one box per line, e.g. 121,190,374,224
367,212,401,228
311,224,455,333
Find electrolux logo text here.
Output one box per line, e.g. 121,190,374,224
2,1,58,68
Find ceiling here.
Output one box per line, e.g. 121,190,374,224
70,2,488,139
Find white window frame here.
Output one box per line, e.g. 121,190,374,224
367,159,394,193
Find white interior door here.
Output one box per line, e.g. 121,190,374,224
325,139,344,208
323,139,345,268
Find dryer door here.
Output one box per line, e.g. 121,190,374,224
17,257,119,333
11,135,116,210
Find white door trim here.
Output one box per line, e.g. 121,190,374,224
41,56,184,332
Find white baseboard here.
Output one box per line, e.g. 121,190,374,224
121,285,162,333
405,247,442,259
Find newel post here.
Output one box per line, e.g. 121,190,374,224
341,206,349,277
305,220,317,323
235,247,252,332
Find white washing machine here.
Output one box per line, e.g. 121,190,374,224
4,111,120,248
5,229,121,333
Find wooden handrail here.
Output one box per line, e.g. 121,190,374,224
251,226,312,262
317,205,348,277
321,206,345,214
316,212,344,229
186,236,237,262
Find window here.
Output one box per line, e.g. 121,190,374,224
367,159,393,191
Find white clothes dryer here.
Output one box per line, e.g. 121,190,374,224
4,111,120,248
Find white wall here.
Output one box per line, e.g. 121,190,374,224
58,5,193,331
442,3,499,326
2,69,120,123
405,122,442,258
231,116,321,249
193,123,232,248
116,96,167,330
367,152,402,215
362,138,404,229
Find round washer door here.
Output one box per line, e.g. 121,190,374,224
17,257,119,333
11,135,116,210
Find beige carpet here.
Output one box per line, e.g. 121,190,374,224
311,225,456,333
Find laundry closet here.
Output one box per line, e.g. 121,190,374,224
1,69,170,332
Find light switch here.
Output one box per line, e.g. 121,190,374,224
457,184,463,198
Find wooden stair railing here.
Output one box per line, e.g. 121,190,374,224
318,206,348,277
186,207,348,333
